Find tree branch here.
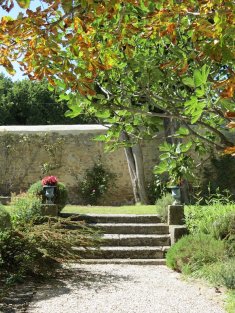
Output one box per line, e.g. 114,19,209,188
182,122,225,150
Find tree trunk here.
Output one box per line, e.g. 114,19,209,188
121,132,149,204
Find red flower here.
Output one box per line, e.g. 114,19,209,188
42,176,58,186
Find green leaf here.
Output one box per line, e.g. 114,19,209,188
176,127,190,136
95,110,111,118
16,0,30,9
95,94,106,100
154,161,169,174
159,142,172,152
201,64,210,81
159,153,170,160
93,134,107,141
184,96,198,112
195,87,205,98
59,93,70,101
61,0,73,13
193,65,210,87
193,69,203,87
65,105,83,118
181,142,193,153
48,84,54,92
182,77,195,88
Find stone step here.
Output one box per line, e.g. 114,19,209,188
60,213,162,224
79,259,166,265
74,246,169,259
89,223,169,234
102,234,171,246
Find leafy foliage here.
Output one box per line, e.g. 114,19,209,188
146,174,168,204
191,258,235,290
10,193,42,226
0,205,11,231
0,218,102,286
154,142,195,186
185,203,235,235
166,234,226,274
79,162,115,205
0,1,234,158
155,193,172,222
0,75,96,125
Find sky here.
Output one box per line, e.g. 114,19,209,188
0,0,44,81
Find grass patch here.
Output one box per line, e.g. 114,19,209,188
61,204,157,215
226,291,235,313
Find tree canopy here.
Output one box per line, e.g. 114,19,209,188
0,0,234,157
0,75,96,125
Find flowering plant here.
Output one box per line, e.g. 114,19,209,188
41,176,58,186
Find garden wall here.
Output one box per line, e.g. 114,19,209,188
0,125,161,205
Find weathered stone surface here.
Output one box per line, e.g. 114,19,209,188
60,213,162,224
63,212,170,263
74,246,168,259
169,225,188,245
168,205,185,225
0,125,162,205
89,223,169,234
79,259,166,265
102,234,171,246
41,204,58,216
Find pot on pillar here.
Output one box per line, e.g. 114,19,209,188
43,185,56,204
169,186,181,205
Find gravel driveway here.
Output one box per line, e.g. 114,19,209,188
27,264,226,313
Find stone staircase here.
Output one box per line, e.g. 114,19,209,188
60,213,171,265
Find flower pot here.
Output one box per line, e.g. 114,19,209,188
43,185,56,204
169,186,181,205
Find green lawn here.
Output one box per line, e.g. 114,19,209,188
61,204,157,215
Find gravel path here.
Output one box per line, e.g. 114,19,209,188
27,265,226,313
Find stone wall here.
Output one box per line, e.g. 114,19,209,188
0,125,161,205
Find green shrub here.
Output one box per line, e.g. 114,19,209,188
155,193,172,222
220,259,235,289
79,162,115,205
0,218,102,286
28,181,68,211
166,233,226,274
185,203,235,235
146,174,168,204
0,229,58,284
192,258,235,290
211,213,235,240
10,193,42,226
0,205,11,230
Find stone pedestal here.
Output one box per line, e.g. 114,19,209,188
41,204,58,217
168,205,188,245
168,205,185,225
169,225,188,245
0,196,11,205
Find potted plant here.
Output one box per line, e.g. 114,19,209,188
42,175,58,204
167,173,183,205
154,142,195,205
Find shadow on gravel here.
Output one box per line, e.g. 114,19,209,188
31,266,132,303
